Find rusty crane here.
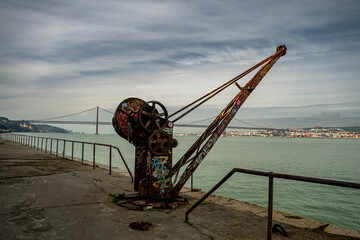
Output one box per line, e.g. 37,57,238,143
112,45,287,199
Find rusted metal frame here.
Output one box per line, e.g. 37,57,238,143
173,92,243,193
172,111,226,174
174,55,282,193
185,168,360,240
172,94,241,174
172,95,238,179
172,46,286,175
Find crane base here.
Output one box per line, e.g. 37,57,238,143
112,193,188,211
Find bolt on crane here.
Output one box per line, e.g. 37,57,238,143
112,45,287,199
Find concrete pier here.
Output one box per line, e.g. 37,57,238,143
0,138,359,239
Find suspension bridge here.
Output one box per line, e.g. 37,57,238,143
8,106,284,134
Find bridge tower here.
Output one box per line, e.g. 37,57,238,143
95,106,99,135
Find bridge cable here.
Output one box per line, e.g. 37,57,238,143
99,107,114,115
31,107,97,121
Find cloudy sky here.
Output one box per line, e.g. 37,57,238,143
0,0,359,132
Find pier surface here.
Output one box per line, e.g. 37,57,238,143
0,138,359,240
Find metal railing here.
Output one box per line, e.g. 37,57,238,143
3,133,133,182
185,168,360,240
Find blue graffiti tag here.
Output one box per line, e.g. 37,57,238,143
152,157,170,195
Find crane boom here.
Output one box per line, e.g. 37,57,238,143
171,45,287,196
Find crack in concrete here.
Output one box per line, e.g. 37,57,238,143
70,172,110,195
0,201,109,216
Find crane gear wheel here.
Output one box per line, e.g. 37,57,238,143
148,130,171,155
139,101,168,132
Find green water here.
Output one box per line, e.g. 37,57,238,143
11,133,360,232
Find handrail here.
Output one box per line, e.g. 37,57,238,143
185,168,360,240
2,133,134,183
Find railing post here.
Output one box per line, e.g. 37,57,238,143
109,146,112,175
71,141,74,161
50,139,52,155
56,139,59,156
81,142,84,165
45,138,48,153
267,173,274,240
63,140,66,159
41,138,43,151
93,143,96,169
37,137,39,150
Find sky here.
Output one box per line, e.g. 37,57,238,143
0,0,359,133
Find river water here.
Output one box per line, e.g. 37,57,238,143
10,133,360,232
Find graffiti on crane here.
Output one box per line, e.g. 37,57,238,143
151,156,170,195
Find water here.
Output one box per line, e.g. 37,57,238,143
9,133,360,232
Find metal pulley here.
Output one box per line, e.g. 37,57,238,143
148,130,170,155
139,101,168,132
